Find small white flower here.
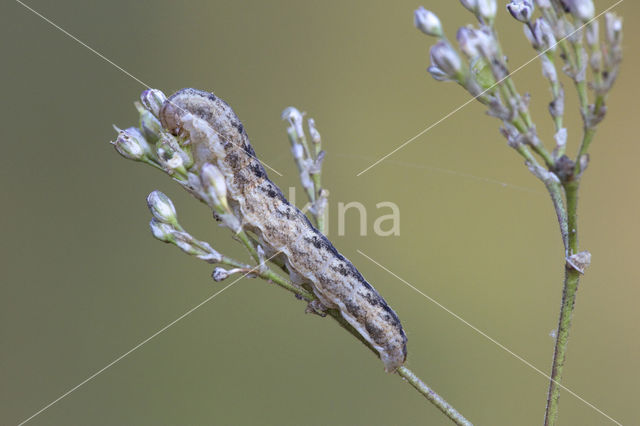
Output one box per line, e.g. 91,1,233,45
457,26,495,58
477,0,497,21
414,7,443,37
112,127,150,160
149,218,174,243
429,41,463,79
605,12,622,45
201,163,229,210
212,267,230,282
140,89,167,117
427,66,450,81
308,118,321,144
524,18,556,51
540,55,557,83
561,0,594,21
585,21,599,46
166,152,184,170
147,191,178,224
291,143,304,160
507,0,534,22
281,106,304,138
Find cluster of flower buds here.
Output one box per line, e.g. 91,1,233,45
281,106,327,229
112,89,248,234
113,89,280,285
146,190,222,264
413,1,622,177
111,89,194,181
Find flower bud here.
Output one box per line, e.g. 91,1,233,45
212,267,230,282
561,0,594,21
291,143,304,161
140,89,167,117
585,21,598,47
477,0,497,21
457,26,494,58
149,218,174,243
540,55,557,83
427,66,449,81
507,0,534,22
201,163,229,210
147,190,178,225
135,102,163,142
605,13,622,45
308,118,321,144
554,128,567,150
281,107,304,138
524,18,556,51
112,127,151,161
429,41,463,80
414,7,443,37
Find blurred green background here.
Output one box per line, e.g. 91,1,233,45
2,1,638,425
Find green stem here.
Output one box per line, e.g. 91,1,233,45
398,366,473,426
544,180,581,426
574,127,596,175
235,230,261,262
255,262,470,424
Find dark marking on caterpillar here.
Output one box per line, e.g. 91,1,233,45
159,88,408,372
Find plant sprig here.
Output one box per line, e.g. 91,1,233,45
414,1,622,424
112,89,472,425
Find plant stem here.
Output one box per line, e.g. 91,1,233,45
255,258,471,424
544,179,581,426
398,366,473,426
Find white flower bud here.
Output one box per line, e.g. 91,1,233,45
308,118,321,144
149,218,174,243
535,0,551,8
585,21,599,47
507,0,534,22
605,13,622,45
281,107,304,138
427,66,450,81
201,163,229,210
554,128,567,149
112,127,151,161
212,267,229,282
429,41,463,80
414,7,443,37
477,0,497,21
166,152,184,170
291,143,304,160
524,18,556,51
540,55,557,83
457,26,496,59
140,89,167,117
561,0,594,21
147,191,178,224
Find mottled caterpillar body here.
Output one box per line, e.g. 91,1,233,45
160,88,407,372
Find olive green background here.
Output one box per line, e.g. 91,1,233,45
2,1,638,425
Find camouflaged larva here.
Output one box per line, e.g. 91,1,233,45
160,88,407,372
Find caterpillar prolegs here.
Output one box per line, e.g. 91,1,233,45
160,88,407,372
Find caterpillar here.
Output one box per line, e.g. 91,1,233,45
159,88,407,372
